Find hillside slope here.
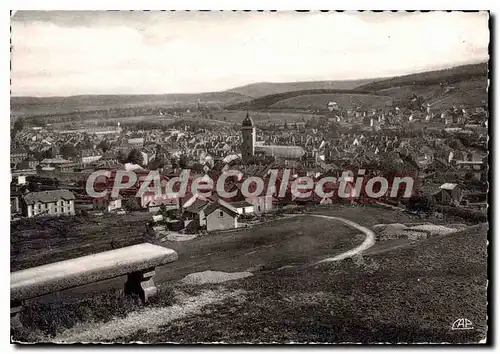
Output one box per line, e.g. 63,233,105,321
226,89,388,111
378,77,488,110
227,79,377,98
11,92,251,117
226,63,488,111
270,92,393,110
356,62,488,92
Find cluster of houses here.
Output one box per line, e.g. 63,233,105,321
10,103,488,231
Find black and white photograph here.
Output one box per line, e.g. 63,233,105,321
8,10,490,344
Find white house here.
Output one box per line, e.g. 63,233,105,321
22,189,75,218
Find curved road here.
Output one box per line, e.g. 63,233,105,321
310,214,376,264
51,214,376,300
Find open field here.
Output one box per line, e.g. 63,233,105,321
11,92,251,118
208,110,318,125
270,93,393,110
115,223,488,343
11,212,154,272
156,215,361,281
57,110,319,128
225,89,384,111
377,78,488,110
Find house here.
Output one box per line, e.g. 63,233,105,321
21,189,75,217
228,200,255,215
127,137,144,147
182,197,210,227
421,183,441,202
204,201,239,232
245,194,277,213
10,150,28,167
439,183,462,205
93,194,122,212
11,192,22,215
138,191,179,211
81,152,102,165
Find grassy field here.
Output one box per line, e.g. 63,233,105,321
11,212,154,272
11,92,250,117
270,93,393,110
116,223,488,343
209,110,317,125
155,214,361,283
102,110,319,127
377,78,488,110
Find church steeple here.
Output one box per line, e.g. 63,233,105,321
241,111,256,163
242,111,254,127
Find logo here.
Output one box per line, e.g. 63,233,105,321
451,318,474,330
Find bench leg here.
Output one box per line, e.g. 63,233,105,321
11,301,23,329
124,268,157,303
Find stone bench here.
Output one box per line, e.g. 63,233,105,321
11,243,178,324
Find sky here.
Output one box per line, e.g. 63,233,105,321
11,11,490,97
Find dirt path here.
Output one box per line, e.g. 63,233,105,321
310,214,376,264
51,289,246,343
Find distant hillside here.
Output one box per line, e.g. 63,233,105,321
377,77,488,110
227,79,376,98
226,89,388,111
229,63,488,111
11,62,488,118
11,92,251,117
357,62,488,92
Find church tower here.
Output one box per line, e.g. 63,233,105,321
241,111,256,163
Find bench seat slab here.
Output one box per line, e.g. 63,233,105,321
11,243,178,303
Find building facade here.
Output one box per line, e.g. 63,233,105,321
21,189,76,217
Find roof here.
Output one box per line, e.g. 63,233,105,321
242,112,254,127
204,202,239,218
421,184,442,196
23,189,75,204
41,158,71,165
185,199,210,213
229,200,254,208
440,183,458,190
254,145,305,159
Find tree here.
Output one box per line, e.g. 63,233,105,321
13,118,24,133
127,149,143,165
60,144,78,159
464,171,475,181
407,195,435,216
43,148,54,159
179,154,189,169
117,150,128,164
123,197,142,211
30,118,46,127
170,156,179,169
97,140,111,152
